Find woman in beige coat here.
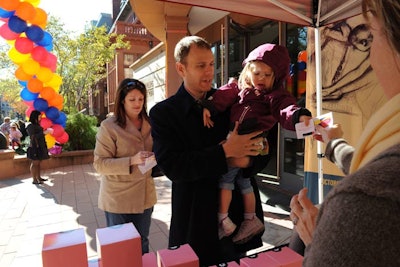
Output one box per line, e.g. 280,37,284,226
94,78,157,254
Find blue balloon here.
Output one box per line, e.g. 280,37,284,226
44,43,53,52
8,15,28,34
33,98,49,112
18,80,27,87
298,61,307,71
0,8,14,18
45,107,60,121
54,112,67,128
26,25,44,43
36,31,52,46
20,87,39,101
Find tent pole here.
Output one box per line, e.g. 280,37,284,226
314,27,324,204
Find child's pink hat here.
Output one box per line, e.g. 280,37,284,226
242,43,290,87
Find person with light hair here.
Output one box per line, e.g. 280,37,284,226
290,0,400,265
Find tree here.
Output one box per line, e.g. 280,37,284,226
0,16,130,115
0,78,26,117
47,17,130,112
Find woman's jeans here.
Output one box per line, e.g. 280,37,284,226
105,207,153,254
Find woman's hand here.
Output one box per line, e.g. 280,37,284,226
290,188,319,246
313,123,343,143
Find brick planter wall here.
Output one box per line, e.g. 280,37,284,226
0,150,94,180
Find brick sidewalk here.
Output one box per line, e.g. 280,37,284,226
0,163,293,267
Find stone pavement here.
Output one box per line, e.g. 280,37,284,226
0,163,294,267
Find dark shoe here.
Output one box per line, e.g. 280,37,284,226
232,217,265,244
32,180,43,184
39,178,48,181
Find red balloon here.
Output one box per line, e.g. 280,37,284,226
31,46,48,64
56,131,69,144
42,52,57,72
40,117,53,129
15,37,34,54
51,124,65,138
0,23,19,40
25,106,34,118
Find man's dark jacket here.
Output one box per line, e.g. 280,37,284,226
150,84,268,266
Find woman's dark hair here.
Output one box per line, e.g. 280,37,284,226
29,110,42,125
114,78,149,128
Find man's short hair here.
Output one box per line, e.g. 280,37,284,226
174,36,211,63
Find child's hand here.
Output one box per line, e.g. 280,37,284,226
203,108,214,128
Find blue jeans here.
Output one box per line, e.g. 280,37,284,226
219,166,253,194
105,207,153,254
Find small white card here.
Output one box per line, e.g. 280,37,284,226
295,121,315,139
295,112,333,139
138,154,157,174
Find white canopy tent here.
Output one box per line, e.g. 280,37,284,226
159,0,364,203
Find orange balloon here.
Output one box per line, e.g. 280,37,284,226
298,50,307,63
48,94,63,107
0,0,20,11
15,67,32,81
27,78,43,93
30,8,48,27
40,86,56,101
15,2,36,22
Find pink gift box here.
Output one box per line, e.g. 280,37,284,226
240,252,280,267
241,247,303,267
142,252,158,267
264,247,303,267
42,228,88,267
209,261,240,266
157,244,199,267
96,223,142,267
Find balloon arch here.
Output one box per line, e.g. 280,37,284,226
0,0,68,148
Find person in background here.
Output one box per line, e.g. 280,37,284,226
17,119,28,142
0,116,11,147
26,110,50,184
150,35,269,266
201,43,312,244
290,0,400,265
9,122,23,150
0,131,7,149
93,78,157,254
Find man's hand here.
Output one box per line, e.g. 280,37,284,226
222,121,263,158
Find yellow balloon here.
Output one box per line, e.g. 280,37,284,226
8,47,30,65
45,134,56,149
22,58,40,76
37,67,54,83
27,0,42,8
45,73,63,88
